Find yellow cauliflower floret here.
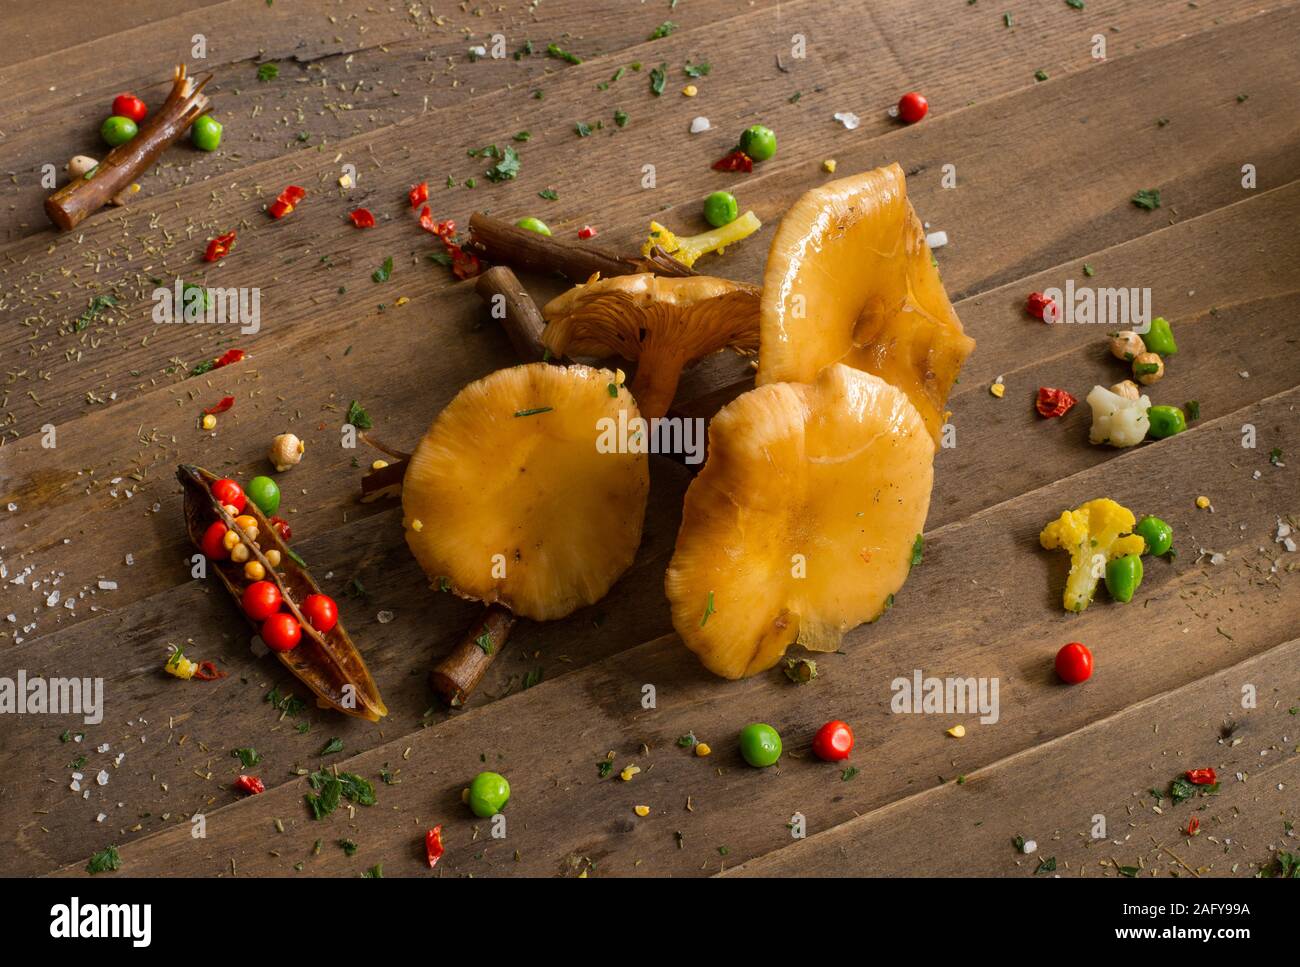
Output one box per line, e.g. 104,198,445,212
1040,498,1145,612
165,649,198,680
640,212,762,268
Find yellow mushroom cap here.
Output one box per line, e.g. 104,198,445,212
757,163,975,445
665,364,934,679
402,363,649,621
541,273,759,420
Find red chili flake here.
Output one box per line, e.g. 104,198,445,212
1185,816,1200,836
214,348,245,369
349,208,377,229
408,182,429,209
712,149,754,173
419,207,482,280
268,516,292,541
203,396,236,416
1026,291,1058,322
193,660,227,681
578,225,598,239
425,825,445,868
268,185,306,219
1035,387,1076,418
203,231,236,262
1185,767,1217,785
234,775,265,795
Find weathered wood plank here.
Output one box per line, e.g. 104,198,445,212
727,639,1300,877
34,386,1299,876
3,5,1296,443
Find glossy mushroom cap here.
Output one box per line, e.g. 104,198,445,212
757,163,975,445
402,363,650,621
665,364,934,679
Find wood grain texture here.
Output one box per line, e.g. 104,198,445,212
1,0,1296,878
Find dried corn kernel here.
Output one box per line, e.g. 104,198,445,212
633,804,650,817
682,85,698,97
1195,495,1211,510
619,764,641,782
244,560,266,581
372,459,390,471
201,414,217,431
234,515,258,532
946,724,966,738
989,381,1005,398
411,519,424,532
695,742,711,757
822,159,837,173
394,297,409,307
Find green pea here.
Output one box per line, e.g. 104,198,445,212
515,216,551,236
738,722,782,767
739,124,777,162
703,190,739,228
467,771,510,817
190,114,223,152
1147,405,1187,439
1104,554,1143,603
1144,316,1178,356
1134,516,1173,556
100,115,138,147
246,475,281,515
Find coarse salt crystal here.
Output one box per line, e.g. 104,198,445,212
833,111,860,130
1022,839,1038,854
689,116,710,134
925,231,949,249
96,770,109,786
377,610,395,624
125,554,134,566
97,580,118,591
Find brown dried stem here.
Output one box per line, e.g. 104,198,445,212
46,64,211,231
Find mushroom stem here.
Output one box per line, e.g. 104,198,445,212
429,604,516,707
630,364,683,421
45,65,211,231
467,213,695,281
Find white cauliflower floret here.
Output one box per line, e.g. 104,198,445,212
1086,385,1150,447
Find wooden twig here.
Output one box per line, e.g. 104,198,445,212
466,212,695,281
429,605,516,707
45,64,212,231
475,265,561,362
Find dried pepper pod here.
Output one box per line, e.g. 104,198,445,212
178,465,387,721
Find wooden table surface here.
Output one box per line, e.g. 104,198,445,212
1,0,1296,879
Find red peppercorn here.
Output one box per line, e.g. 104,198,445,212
200,520,230,561
1054,641,1093,684
210,478,246,513
301,593,338,634
261,612,302,652
897,91,929,124
242,581,283,621
812,720,855,761
111,93,148,124
268,516,292,541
